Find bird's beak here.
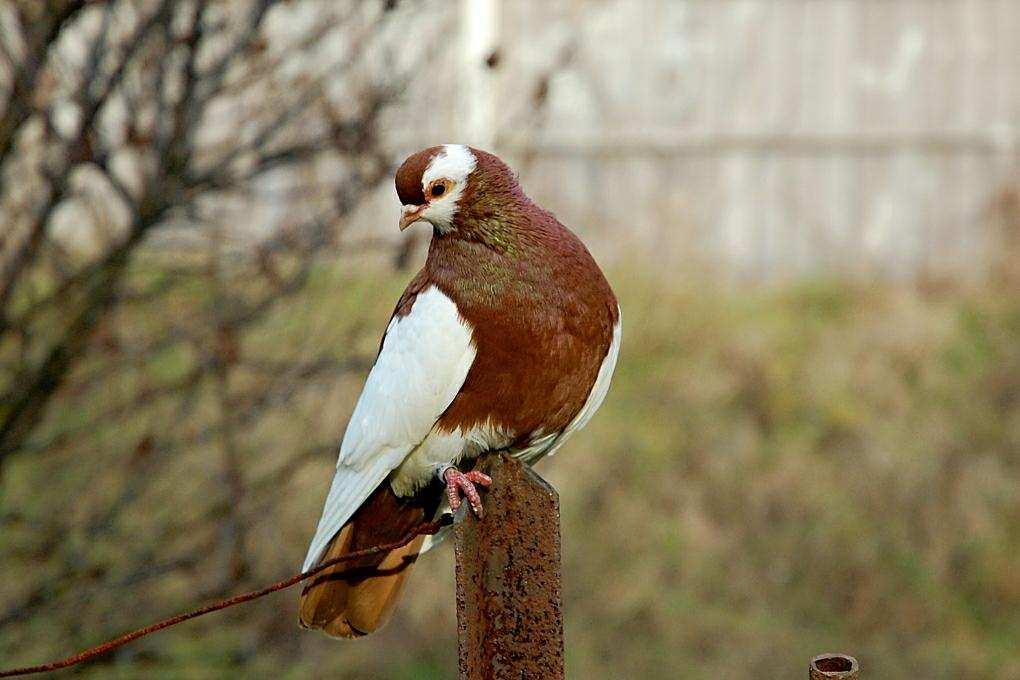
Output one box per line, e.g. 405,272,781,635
399,204,426,231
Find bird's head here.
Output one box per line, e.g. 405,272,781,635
395,144,521,235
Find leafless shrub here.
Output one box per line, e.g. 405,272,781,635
0,0,450,661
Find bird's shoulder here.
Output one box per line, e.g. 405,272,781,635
391,267,433,320
374,267,456,355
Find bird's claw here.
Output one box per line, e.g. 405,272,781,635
443,467,492,518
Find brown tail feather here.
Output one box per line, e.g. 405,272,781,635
299,481,438,638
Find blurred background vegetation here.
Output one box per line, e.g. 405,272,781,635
1,1,1019,678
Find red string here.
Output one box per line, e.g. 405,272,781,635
0,518,448,677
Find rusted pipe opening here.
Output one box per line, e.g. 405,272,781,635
810,653,859,679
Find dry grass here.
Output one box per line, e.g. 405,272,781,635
2,265,1020,679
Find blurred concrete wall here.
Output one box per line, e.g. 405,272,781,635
378,0,1020,280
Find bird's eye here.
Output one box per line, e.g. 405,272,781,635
430,182,447,198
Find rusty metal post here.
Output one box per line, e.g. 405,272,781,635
455,453,564,680
810,653,859,679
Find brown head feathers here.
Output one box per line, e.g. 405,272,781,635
394,146,441,206
394,145,533,242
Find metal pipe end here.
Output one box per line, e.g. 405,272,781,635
810,653,859,679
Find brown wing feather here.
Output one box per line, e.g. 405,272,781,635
299,479,441,638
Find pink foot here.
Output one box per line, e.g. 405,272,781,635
443,467,492,517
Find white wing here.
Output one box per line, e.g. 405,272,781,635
302,286,476,570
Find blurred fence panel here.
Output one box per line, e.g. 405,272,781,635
465,0,1020,280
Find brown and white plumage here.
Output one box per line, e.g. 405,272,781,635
299,145,620,638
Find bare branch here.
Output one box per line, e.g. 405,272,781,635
0,0,90,165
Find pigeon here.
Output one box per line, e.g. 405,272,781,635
299,145,620,638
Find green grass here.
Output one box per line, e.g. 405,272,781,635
2,265,1020,679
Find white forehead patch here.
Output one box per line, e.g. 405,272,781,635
422,144,477,186
418,144,477,233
